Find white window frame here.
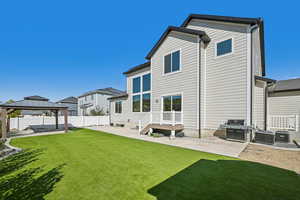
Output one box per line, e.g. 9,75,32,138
161,93,183,112
115,101,122,114
215,38,234,58
163,49,182,76
131,71,151,113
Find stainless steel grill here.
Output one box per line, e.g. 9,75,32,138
224,119,251,142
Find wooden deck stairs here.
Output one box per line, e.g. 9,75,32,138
140,123,184,135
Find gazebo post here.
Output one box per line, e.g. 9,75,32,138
1,109,7,140
7,116,10,133
55,110,59,129
63,109,68,133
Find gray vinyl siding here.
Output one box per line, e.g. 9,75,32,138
78,93,112,115
253,81,265,129
110,67,151,127
252,26,265,129
151,31,199,132
110,97,130,124
268,91,300,115
188,19,249,129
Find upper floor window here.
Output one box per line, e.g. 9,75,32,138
164,50,180,74
115,101,122,113
132,95,141,112
132,73,151,112
216,38,233,57
91,94,94,100
142,73,151,92
133,77,141,93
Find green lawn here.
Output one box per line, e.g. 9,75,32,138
1,129,300,200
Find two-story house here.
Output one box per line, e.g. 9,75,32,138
57,96,78,116
109,14,272,138
78,87,125,116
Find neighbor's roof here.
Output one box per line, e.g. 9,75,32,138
57,96,78,104
107,93,128,100
24,95,49,101
78,87,125,98
181,14,265,76
0,100,67,110
123,62,151,75
269,78,300,93
145,26,210,60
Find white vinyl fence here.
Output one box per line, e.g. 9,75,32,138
10,116,110,130
268,115,299,131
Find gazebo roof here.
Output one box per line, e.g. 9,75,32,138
0,99,68,110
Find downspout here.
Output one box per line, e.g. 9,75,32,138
249,24,258,128
198,36,202,138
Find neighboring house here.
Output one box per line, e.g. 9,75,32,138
78,87,125,116
268,78,300,115
109,14,272,138
21,95,50,116
57,96,78,116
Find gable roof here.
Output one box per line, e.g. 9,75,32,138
181,14,265,76
181,14,262,27
78,87,125,98
123,62,151,75
57,96,78,104
107,93,129,100
269,78,300,93
24,95,49,101
145,26,210,60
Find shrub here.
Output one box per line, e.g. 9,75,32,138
90,107,105,116
0,140,4,150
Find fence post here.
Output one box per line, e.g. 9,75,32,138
17,116,20,130
138,120,142,134
296,115,299,132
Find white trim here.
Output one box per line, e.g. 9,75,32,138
160,92,183,112
114,101,122,114
162,48,182,76
131,72,152,113
203,42,207,129
150,58,153,113
214,37,234,58
246,26,252,126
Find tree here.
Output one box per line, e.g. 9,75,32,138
90,107,105,116
5,100,21,118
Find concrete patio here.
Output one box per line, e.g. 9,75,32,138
87,126,248,158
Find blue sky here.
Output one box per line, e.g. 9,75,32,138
0,0,299,102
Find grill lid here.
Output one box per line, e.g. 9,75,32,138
227,119,245,126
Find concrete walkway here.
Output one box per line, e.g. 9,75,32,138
88,126,248,158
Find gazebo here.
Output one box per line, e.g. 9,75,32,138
0,97,69,140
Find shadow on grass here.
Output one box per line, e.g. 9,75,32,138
0,149,43,177
148,159,300,200
0,149,65,200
